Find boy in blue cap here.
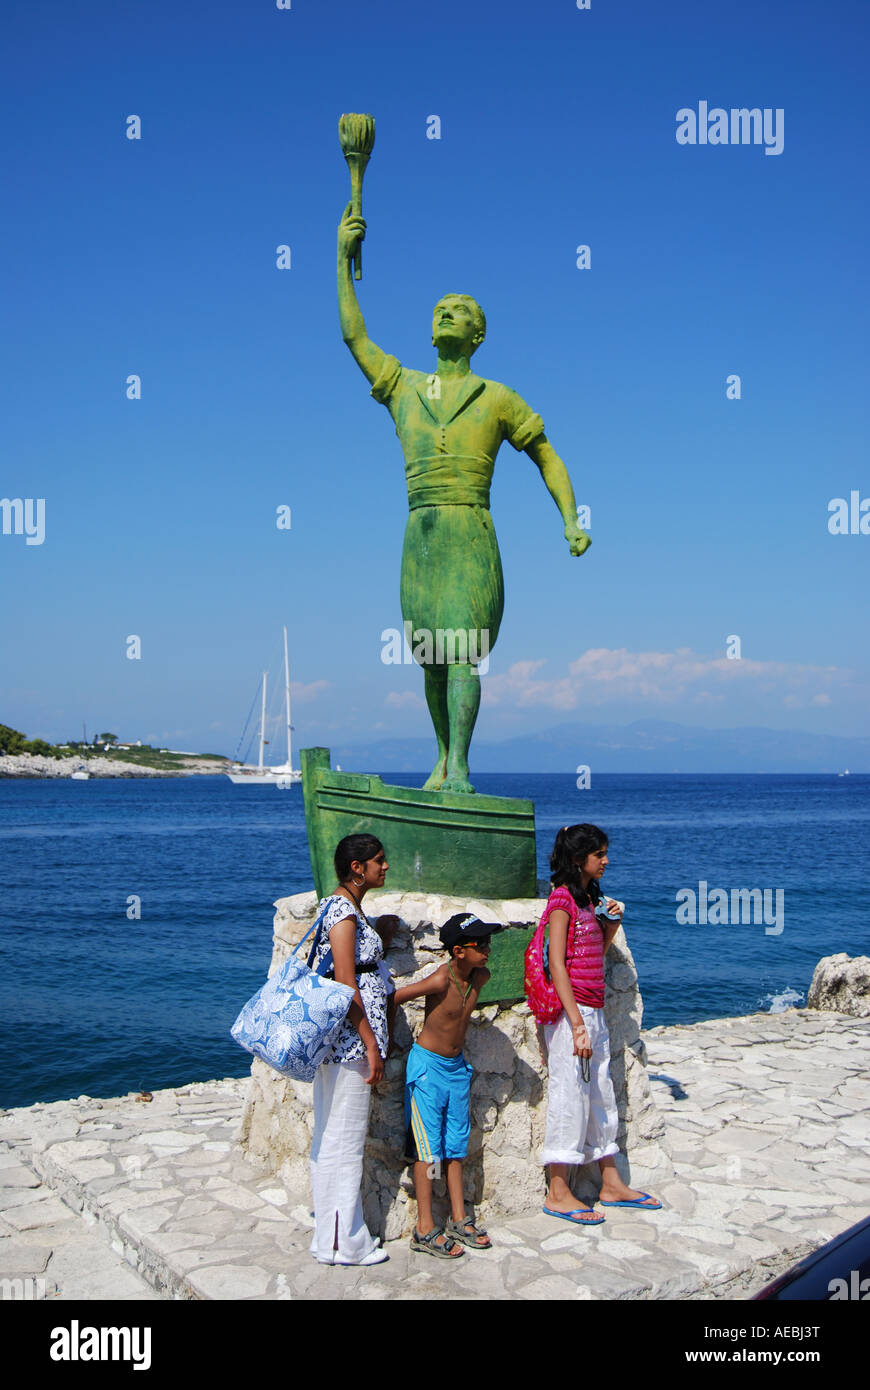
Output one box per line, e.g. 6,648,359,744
393,911,500,1258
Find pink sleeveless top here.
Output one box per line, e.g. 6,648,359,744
544,885,605,1009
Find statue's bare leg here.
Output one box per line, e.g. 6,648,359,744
441,663,479,794
422,666,449,790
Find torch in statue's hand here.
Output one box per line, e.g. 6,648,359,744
339,113,375,281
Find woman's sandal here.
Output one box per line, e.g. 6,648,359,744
410,1226,465,1258
446,1217,492,1249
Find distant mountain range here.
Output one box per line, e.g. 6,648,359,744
325,720,869,774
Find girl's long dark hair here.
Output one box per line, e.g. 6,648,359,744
334,833,384,882
549,824,608,909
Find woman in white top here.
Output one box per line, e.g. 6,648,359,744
307,833,392,1265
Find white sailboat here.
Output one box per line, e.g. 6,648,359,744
225,627,302,785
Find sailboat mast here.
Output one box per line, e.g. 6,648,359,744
258,672,267,771
283,625,293,772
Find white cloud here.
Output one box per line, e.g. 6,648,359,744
480,648,855,712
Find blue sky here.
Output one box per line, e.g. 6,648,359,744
1,0,868,758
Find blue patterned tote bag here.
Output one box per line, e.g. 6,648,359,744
231,902,355,1081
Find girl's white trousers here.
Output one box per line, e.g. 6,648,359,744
540,1006,620,1167
309,1058,378,1264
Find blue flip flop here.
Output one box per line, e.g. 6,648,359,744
542,1205,605,1226
599,1192,662,1209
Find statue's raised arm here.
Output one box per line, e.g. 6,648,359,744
337,204,387,386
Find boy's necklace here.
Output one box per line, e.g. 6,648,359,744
448,963,472,1002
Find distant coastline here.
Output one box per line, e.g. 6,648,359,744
0,723,230,779
0,751,229,779
324,718,870,775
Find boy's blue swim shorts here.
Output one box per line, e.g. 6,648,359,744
405,1042,473,1163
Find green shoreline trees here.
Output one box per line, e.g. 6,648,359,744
0,724,61,758
0,725,228,771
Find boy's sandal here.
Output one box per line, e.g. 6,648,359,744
410,1226,465,1258
446,1217,492,1249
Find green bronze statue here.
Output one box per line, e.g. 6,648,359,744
337,148,590,794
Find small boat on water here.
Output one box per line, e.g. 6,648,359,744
70,766,90,780
225,627,302,786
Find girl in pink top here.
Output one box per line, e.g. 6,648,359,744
541,823,662,1224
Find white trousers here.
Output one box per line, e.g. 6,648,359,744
540,1006,619,1167
309,1059,378,1264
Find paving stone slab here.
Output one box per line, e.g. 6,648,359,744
0,1239,53,1274
2,1196,79,1231
0,1165,43,1189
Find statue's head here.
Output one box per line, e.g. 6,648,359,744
432,294,486,356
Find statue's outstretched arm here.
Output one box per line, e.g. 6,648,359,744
337,203,387,386
526,436,591,557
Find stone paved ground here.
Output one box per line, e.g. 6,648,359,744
0,1126,158,1301
1,1009,866,1301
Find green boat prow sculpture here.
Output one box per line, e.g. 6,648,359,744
301,748,536,901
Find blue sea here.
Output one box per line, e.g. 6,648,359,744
1,773,867,1110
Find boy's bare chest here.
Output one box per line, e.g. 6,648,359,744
425,985,477,1027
